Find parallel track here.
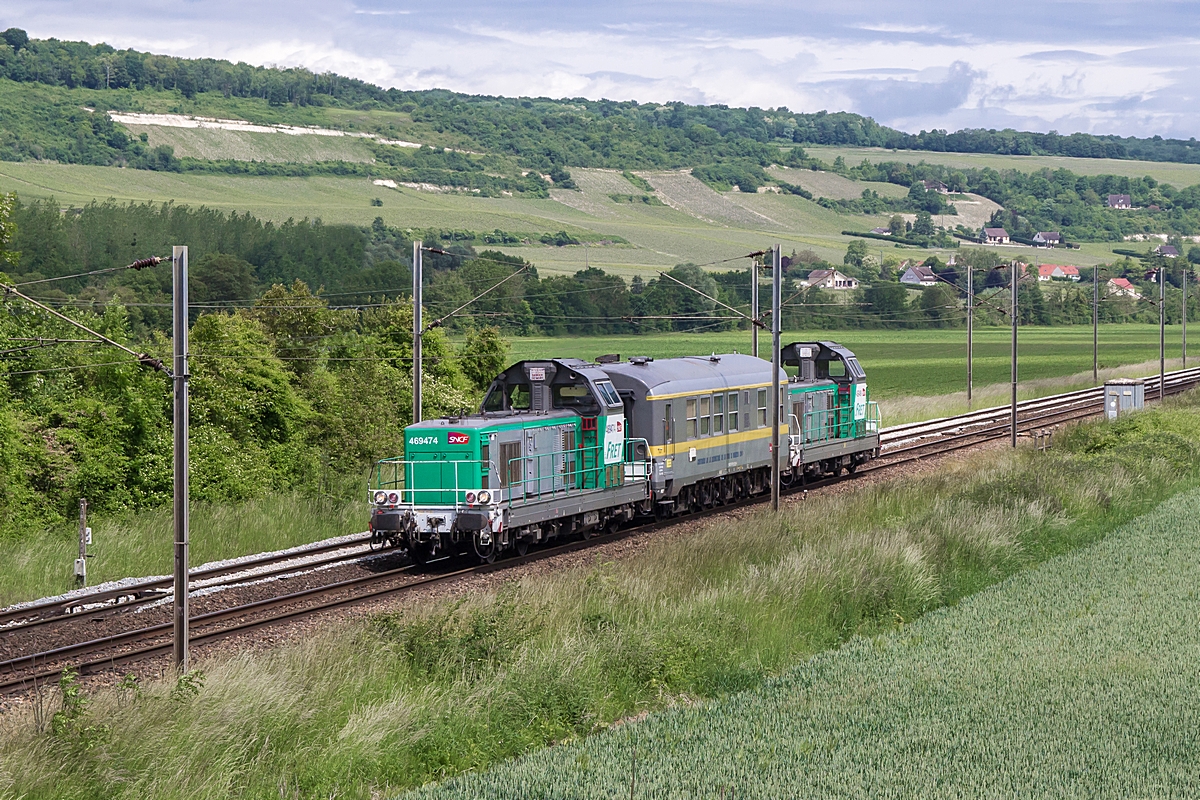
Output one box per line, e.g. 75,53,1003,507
3,365,1198,695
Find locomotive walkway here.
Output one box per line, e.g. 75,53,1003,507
3,365,1199,695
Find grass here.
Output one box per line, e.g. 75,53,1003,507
0,493,363,607
4,392,1200,799
419,454,1200,798
805,143,1200,188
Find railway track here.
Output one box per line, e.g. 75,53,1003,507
3,365,1199,695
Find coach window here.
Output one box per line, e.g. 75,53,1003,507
727,392,739,432
664,403,674,444
700,396,711,436
757,389,768,427
712,394,724,434
686,399,698,440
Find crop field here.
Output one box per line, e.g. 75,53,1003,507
127,124,377,163
766,165,907,200
506,323,1186,420
418,481,1200,798
806,144,1200,188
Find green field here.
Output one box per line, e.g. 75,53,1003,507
505,324,1186,420
807,144,1200,188
0,159,1143,279
419,479,1200,798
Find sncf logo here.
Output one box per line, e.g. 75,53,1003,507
447,431,470,445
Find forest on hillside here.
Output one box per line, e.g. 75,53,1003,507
3,27,1200,173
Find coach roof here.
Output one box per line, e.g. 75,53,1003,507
602,353,783,400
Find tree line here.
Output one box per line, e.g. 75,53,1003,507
5,27,1200,178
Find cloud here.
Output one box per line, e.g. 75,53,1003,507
2,0,1200,137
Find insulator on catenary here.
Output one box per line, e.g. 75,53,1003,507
128,256,165,271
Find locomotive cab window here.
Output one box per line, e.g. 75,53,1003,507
847,358,865,380
552,383,600,414
817,358,848,382
595,380,622,408
483,383,532,412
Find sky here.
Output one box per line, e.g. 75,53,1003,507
4,0,1200,139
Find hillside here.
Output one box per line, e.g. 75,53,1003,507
4,29,1200,172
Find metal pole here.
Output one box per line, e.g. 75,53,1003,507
967,264,973,406
1011,261,1018,448
1160,265,1166,400
1093,265,1099,383
770,244,782,512
751,260,760,358
1184,266,1188,368
412,240,423,424
172,245,190,672
75,498,87,588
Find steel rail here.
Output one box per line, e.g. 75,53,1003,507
5,366,1200,695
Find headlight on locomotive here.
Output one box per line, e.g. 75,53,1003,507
478,489,492,505
387,491,400,505
373,490,388,505
465,491,477,505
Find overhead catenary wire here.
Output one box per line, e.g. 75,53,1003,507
0,280,170,374
13,256,168,287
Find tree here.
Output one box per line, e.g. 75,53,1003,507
863,282,910,326
913,211,935,236
888,215,906,236
920,283,958,328
1188,246,1200,265
0,193,16,269
458,326,509,390
191,253,257,304
844,240,868,268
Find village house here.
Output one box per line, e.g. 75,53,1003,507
1107,277,1140,298
1036,264,1081,282
1032,231,1061,247
869,227,891,235
1107,194,1132,209
1156,244,1180,258
900,265,939,286
981,227,1010,245
922,179,949,194
802,269,860,291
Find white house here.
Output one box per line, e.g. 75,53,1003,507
803,269,859,290
1107,194,1132,209
1032,231,1062,247
1036,264,1081,282
1157,244,1180,258
981,227,1010,245
900,265,938,286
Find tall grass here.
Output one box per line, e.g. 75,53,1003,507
3,394,1200,798
0,492,365,606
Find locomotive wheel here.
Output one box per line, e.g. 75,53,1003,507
846,461,858,474
515,538,529,557
473,535,498,564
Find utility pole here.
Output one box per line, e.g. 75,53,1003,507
770,244,782,512
1093,265,1099,383
967,263,973,406
1011,261,1018,448
1160,265,1166,400
74,499,88,588
751,259,760,358
412,240,423,424
1184,266,1188,368
172,245,190,672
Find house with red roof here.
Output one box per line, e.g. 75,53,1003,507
1036,264,1081,282
1107,278,1140,298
